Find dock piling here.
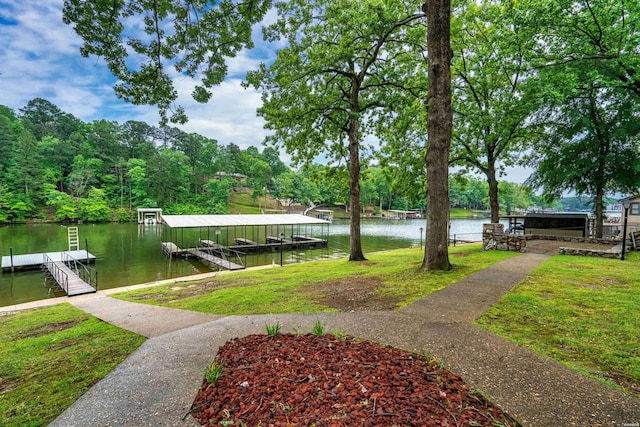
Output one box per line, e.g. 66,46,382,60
10,247,14,272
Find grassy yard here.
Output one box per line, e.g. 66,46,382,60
114,245,519,315
449,207,475,218
476,252,640,397
228,192,262,214
0,304,145,427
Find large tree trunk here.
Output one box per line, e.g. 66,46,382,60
422,0,452,271
348,115,366,261
594,186,604,238
487,166,500,223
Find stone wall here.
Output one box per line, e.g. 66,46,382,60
482,224,526,252
522,234,614,245
557,247,621,259
482,224,624,258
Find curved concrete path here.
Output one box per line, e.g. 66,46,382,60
39,253,640,426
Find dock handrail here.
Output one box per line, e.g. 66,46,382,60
43,254,69,294
226,247,246,269
198,244,246,270
61,252,98,291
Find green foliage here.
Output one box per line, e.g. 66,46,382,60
449,0,542,222
303,164,349,207
0,115,16,177
146,149,192,206
246,0,427,259
0,185,9,223
204,357,225,384
271,171,320,207
116,208,132,222
527,85,640,211
311,320,327,336
517,0,640,100
0,99,297,223
520,0,640,217
4,193,35,222
79,187,111,222
0,303,145,426
203,178,234,214
265,322,282,337
62,0,271,125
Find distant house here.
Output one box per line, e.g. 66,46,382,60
213,172,247,182
620,195,640,231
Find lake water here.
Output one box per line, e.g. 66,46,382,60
0,218,498,307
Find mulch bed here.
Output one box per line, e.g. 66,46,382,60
190,333,519,426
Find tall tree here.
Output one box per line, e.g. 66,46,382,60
122,120,158,160
271,171,319,211
422,0,452,271
8,129,42,198
63,0,272,124
449,0,539,223
0,115,16,179
520,0,640,235
518,0,640,101
19,98,63,141
146,149,192,205
246,0,427,261
527,85,640,237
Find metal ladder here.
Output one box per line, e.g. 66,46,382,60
68,227,80,251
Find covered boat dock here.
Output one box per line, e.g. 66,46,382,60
160,214,330,270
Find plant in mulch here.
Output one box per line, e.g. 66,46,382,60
311,319,327,336
189,333,520,426
203,357,224,384
265,322,282,337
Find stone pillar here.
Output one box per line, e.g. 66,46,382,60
482,223,504,250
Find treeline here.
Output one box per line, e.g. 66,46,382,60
1,98,546,223
0,99,289,222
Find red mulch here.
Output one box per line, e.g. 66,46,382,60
190,333,519,426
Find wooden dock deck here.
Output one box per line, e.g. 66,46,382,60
189,249,245,271
198,239,223,249
163,242,245,271
1,250,96,272
161,241,183,256
43,259,97,296
234,237,258,246
230,236,327,253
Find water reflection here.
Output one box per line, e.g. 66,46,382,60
0,218,498,307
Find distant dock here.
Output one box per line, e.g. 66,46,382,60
1,250,96,273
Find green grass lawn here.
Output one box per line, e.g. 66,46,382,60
476,252,640,397
0,304,145,426
114,245,519,315
449,207,475,219
228,192,262,214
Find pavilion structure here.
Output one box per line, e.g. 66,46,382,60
160,214,330,270
137,208,163,224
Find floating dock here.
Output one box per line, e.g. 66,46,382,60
1,250,96,272
188,249,245,271
162,242,245,271
43,255,97,296
160,214,330,270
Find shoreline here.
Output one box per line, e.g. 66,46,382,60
0,262,282,315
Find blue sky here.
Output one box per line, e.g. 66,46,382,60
0,1,533,183
0,1,278,151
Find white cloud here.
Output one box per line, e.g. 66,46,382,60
0,1,274,152
171,78,267,148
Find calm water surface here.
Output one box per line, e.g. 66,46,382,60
0,218,497,307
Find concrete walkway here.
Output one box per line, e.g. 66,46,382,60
30,252,640,426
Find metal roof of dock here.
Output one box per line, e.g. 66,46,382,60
161,214,329,228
